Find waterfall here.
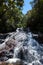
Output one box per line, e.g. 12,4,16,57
0,28,43,65
12,29,43,65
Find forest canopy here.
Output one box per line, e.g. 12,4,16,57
0,0,43,33
22,0,43,33
0,0,24,33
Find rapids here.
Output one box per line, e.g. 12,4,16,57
0,28,43,65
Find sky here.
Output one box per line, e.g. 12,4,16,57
22,0,32,14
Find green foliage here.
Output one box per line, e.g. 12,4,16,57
25,0,43,33
0,0,24,33
22,15,28,28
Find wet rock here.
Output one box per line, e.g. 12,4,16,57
0,39,4,44
9,49,14,53
6,53,13,58
0,38,16,52
0,50,14,61
39,59,43,64
0,34,8,39
17,49,25,60
0,29,43,65
32,63,41,65
0,38,17,61
0,56,8,61
6,39,16,47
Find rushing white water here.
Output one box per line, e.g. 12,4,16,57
12,28,43,65
0,28,43,65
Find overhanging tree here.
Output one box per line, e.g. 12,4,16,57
0,0,24,32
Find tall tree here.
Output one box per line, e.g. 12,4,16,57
26,0,43,33
0,0,24,32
